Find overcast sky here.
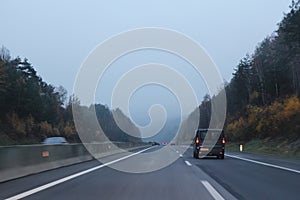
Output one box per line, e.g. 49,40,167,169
1,0,291,92
1,0,292,130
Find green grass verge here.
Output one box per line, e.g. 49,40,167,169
226,138,300,159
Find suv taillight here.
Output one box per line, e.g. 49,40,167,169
222,138,226,144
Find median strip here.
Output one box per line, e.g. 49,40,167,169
5,146,155,200
226,154,300,174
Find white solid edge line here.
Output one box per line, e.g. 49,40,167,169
226,154,300,174
5,146,155,200
185,160,192,166
201,180,225,200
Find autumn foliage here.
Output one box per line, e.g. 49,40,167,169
226,96,300,141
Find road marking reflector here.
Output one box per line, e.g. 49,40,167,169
201,180,224,200
226,154,300,174
5,146,155,200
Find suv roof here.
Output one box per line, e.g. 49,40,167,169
196,129,223,131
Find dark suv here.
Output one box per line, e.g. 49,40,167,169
193,129,225,159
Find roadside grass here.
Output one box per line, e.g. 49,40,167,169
226,138,300,159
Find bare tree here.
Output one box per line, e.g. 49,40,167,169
0,46,11,62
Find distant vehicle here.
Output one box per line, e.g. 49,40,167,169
149,142,160,146
42,137,68,145
170,142,176,145
193,129,225,159
162,141,168,145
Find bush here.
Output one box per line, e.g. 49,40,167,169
226,96,300,142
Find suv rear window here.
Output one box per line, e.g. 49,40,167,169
196,130,224,143
199,131,221,140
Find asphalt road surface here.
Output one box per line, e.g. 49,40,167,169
1,145,299,200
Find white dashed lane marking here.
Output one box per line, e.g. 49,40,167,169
185,160,192,166
201,180,225,200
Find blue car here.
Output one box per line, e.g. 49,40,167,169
42,137,68,145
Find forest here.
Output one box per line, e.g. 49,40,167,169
0,49,141,145
197,1,300,146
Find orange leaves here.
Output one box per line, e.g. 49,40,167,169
39,121,53,137
226,96,300,141
6,112,26,136
282,96,300,119
226,117,247,141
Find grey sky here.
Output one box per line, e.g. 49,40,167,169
1,0,291,95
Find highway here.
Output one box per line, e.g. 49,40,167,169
0,145,299,200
